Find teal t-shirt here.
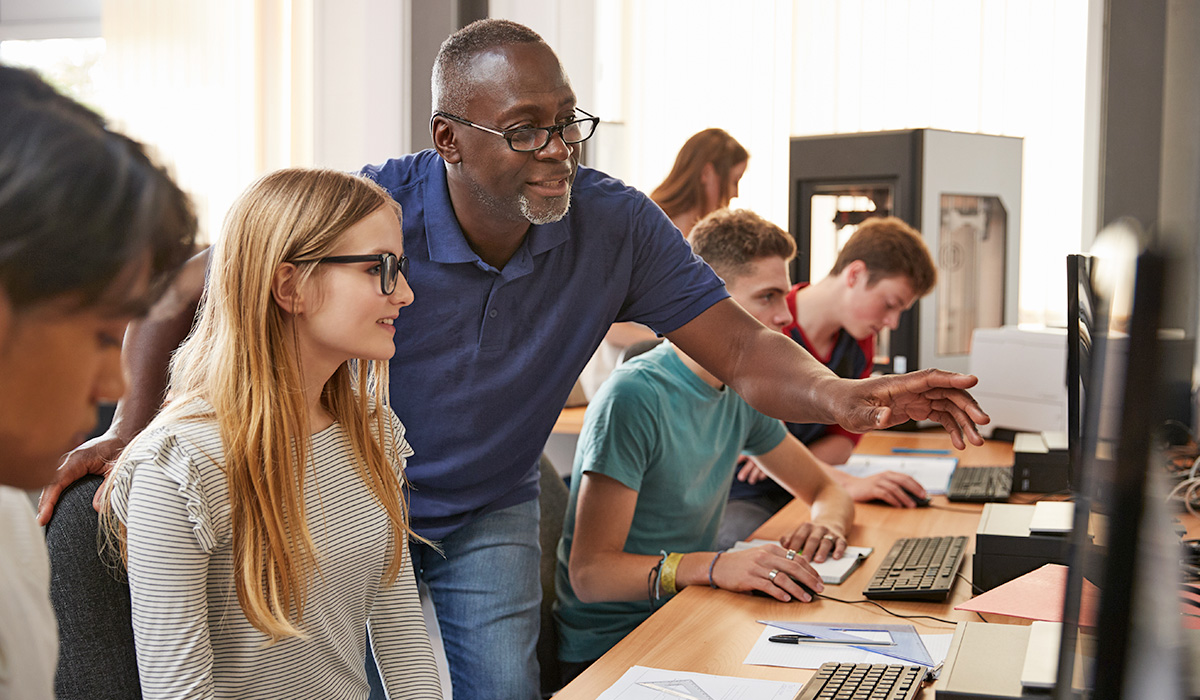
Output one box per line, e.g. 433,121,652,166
553,343,788,663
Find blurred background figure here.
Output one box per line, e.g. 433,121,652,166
650,127,749,236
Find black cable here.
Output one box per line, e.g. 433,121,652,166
955,571,986,596
814,592,958,627
975,611,989,623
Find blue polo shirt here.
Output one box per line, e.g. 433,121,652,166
361,150,728,540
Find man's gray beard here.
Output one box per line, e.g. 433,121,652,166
520,191,572,225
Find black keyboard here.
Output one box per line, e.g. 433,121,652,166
946,465,1012,502
795,662,926,700
863,535,967,601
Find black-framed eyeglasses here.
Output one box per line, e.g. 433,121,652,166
293,253,408,295
433,108,599,152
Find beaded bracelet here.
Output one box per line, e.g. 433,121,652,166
708,550,724,589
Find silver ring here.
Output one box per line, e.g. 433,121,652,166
785,549,797,560
823,534,838,542
767,569,779,582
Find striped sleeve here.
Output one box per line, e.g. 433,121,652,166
122,448,216,700
369,542,441,699
371,410,440,698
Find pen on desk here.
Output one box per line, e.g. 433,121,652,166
890,447,951,455
768,634,894,646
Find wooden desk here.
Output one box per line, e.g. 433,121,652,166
554,405,587,435
554,431,1016,699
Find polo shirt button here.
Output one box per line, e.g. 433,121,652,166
488,309,498,318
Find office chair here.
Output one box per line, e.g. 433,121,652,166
45,474,142,699
537,453,569,699
616,338,663,365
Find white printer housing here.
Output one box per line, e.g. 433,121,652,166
968,326,1067,438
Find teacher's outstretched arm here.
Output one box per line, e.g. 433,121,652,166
666,298,989,449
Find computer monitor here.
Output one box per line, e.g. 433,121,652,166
939,222,1191,700
1053,222,1175,699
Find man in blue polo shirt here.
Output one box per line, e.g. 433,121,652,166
41,18,990,700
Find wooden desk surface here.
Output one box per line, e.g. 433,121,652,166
554,431,1017,699
554,405,587,434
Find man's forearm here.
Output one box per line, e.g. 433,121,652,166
724,329,846,424
668,300,845,425
112,247,208,442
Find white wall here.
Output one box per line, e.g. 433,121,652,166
312,0,408,172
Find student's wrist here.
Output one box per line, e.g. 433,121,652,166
675,551,717,590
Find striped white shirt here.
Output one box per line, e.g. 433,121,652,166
108,408,440,700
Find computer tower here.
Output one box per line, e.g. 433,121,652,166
788,129,1023,376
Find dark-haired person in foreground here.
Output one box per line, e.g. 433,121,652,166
37,20,988,699
0,64,196,699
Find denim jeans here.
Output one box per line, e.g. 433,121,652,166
370,498,542,700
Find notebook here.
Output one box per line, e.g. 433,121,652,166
840,454,957,495
733,539,872,584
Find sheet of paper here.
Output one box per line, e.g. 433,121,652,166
731,540,872,584
743,625,953,671
594,664,802,700
840,454,957,495
954,563,1099,625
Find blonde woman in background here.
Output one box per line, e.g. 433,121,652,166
101,169,440,699
580,128,750,399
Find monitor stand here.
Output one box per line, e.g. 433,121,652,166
936,621,1045,699
939,622,1200,699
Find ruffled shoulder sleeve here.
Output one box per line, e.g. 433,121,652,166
385,410,414,478
107,417,230,554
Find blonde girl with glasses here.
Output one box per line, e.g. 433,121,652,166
100,169,440,699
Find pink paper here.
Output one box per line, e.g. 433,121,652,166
955,563,1098,626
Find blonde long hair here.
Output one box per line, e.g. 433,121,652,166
105,169,414,642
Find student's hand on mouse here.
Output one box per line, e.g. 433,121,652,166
734,456,769,485
36,429,125,526
842,471,927,508
835,369,990,450
780,522,846,563
711,543,823,602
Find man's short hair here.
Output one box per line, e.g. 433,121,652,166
688,209,796,281
432,19,547,115
830,216,936,296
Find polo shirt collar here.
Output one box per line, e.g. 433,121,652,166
422,159,570,271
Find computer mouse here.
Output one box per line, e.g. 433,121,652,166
751,575,819,601
902,487,931,508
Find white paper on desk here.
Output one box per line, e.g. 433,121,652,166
840,454,957,495
595,665,802,700
744,625,954,671
731,540,872,584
